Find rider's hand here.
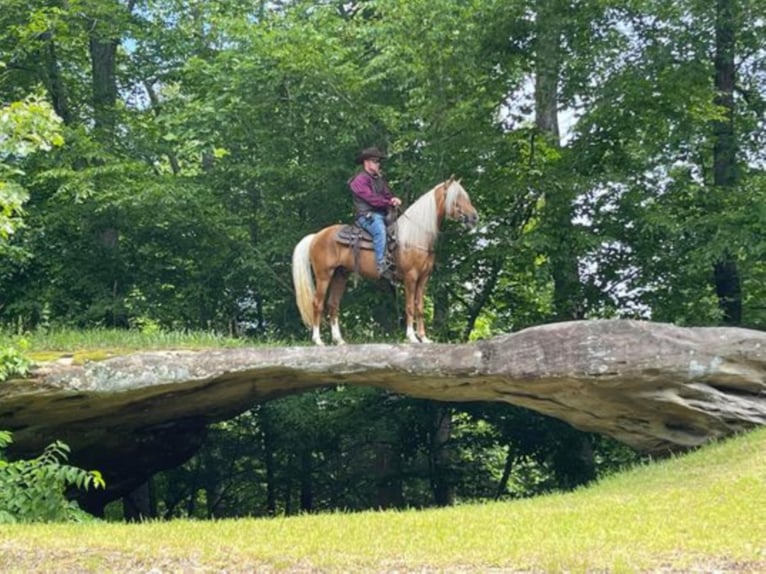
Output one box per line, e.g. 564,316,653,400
390,197,402,207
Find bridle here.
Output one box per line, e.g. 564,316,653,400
447,187,475,227
453,202,473,226
394,182,475,251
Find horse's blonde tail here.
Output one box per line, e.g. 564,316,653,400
292,233,316,327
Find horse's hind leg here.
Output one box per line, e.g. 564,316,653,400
326,268,349,345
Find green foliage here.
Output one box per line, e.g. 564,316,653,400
138,388,640,520
0,93,63,247
1,0,764,335
0,341,32,381
1,0,765,523
0,431,105,523
0,327,248,355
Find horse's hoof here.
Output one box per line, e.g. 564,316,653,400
419,336,433,344
334,339,347,346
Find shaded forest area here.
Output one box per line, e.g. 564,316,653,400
1,0,764,519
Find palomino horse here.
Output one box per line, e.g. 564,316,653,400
292,177,478,345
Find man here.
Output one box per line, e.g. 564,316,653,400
348,146,402,281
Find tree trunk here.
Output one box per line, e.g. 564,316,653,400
89,34,118,144
186,458,201,517
534,1,596,489
432,284,450,340
535,0,584,321
430,406,454,506
462,257,503,342
205,481,226,519
123,480,154,521
534,0,560,142
495,444,515,500
712,0,742,325
42,35,72,124
373,440,404,509
284,470,294,515
553,433,596,489
262,412,277,516
299,449,313,512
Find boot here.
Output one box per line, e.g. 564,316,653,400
377,263,395,283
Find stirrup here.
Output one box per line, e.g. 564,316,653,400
377,264,396,283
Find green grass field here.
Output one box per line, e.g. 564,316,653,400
1,327,250,363
1,426,764,573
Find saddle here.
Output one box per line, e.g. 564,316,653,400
334,213,398,277
335,225,376,250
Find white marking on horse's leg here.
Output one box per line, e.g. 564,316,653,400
406,325,419,343
414,280,433,344
331,318,346,345
312,325,324,346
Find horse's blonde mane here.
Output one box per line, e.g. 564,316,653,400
396,180,467,250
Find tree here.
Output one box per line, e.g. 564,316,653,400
711,0,741,324
561,0,765,326
534,0,585,321
3,0,764,520
0,94,63,255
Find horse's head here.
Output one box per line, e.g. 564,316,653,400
444,176,479,230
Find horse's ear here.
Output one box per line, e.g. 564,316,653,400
446,174,455,187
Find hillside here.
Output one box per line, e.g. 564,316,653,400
1,426,764,572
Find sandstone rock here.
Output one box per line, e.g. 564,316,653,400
1,319,764,513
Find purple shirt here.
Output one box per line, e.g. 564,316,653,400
349,170,393,215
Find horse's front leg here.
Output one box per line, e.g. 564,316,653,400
403,276,420,343
326,268,349,345
312,272,333,346
415,275,432,343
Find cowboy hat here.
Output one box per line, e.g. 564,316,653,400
356,146,387,164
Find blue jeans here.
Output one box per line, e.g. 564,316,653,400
357,212,387,268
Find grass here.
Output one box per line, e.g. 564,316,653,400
1,427,764,573
0,327,251,364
